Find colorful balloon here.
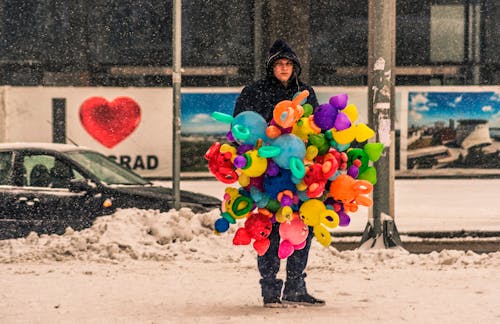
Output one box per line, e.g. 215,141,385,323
204,142,238,184
329,174,373,213
329,93,348,109
299,199,340,246
260,134,306,180
233,212,273,256
272,90,309,128
209,92,382,253
278,217,309,259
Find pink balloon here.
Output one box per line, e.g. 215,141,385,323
278,240,295,259
279,218,308,245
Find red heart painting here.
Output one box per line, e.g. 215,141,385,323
80,96,141,148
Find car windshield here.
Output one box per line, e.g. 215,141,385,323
66,151,150,185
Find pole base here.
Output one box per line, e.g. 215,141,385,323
360,219,403,249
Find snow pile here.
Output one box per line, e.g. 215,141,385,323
1,208,499,270
0,208,239,264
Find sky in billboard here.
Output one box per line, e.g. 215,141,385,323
408,91,500,127
181,93,239,134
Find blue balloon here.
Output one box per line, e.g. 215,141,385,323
215,218,230,233
269,134,305,170
264,168,295,199
231,111,268,146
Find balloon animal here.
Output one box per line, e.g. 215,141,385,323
329,174,373,213
278,216,309,259
214,187,254,233
211,110,268,146
299,199,340,246
266,90,309,138
205,142,238,184
346,143,384,184
233,212,273,256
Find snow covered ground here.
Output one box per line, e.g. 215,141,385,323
0,179,499,323
175,178,500,232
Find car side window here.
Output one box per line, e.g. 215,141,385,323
0,152,13,185
23,154,84,188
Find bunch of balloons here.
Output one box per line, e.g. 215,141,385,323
206,92,383,258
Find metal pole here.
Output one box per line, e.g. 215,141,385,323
172,0,182,210
253,0,263,81
362,0,402,248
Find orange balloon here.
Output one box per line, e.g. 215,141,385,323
273,90,309,128
330,174,373,212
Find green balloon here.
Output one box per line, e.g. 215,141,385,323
308,133,330,155
347,148,369,173
364,143,384,162
303,103,314,117
358,166,377,185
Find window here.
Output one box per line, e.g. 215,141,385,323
0,152,13,185
430,3,465,63
23,154,83,188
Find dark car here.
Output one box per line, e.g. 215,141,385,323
0,143,221,239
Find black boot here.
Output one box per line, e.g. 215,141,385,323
282,293,325,307
283,274,325,307
260,278,286,308
263,296,286,308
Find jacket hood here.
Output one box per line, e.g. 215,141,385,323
265,39,302,78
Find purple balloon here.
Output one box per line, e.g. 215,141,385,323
266,160,279,176
338,211,351,227
226,131,235,142
233,155,247,169
347,165,359,178
236,144,253,155
313,103,338,130
334,111,351,131
280,195,293,207
329,94,348,109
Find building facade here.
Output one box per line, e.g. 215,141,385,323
0,0,498,88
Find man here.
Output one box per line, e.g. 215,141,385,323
233,39,324,308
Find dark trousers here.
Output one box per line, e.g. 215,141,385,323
258,222,314,299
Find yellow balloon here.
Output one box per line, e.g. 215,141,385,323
355,123,375,142
332,126,356,144
220,143,237,159
305,145,318,161
238,173,250,187
321,210,340,228
313,225,332,246
292,116,320,141
241,150,268,177
296,181,307,191
299,199,339,246
342,104,358,122
275,206,293,223
299,199,324,226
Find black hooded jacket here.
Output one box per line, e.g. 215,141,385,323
233,40,318,123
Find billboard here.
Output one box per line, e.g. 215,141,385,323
1,87,172,178
1,85,498,178
400,87,500,171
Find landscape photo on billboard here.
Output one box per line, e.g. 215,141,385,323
180,92,239,172
407,90,500,169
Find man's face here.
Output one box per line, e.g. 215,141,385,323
273,58,294,84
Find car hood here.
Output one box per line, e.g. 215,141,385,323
107,185,221,212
